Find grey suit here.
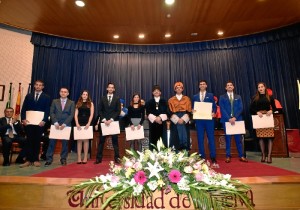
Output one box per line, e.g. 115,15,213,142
46,98,75,163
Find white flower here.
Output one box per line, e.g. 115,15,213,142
133,184,144,196
202,174,213,185
177,177,190,191
99,174,109,183
219,179,228,187
102,183,109,190
133,162,143,171
184,166,193,174
157,138,165,151
223,174,231,180
147,180,158,191
145,161,164,179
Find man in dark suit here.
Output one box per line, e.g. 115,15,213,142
145,85,168,150
45,87,75,166
192,80,217,164
20,80,51,167
95,82,121,164
219,81,247,163
0,107,26,166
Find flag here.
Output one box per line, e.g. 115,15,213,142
15,83,21,116
6,82,12,108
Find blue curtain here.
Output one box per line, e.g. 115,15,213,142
31,23,300,129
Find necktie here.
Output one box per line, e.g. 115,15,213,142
229,94,234,116
8,118,14,138
108,96,112,105
61,100,65,110
201,93,204,102
35,93,39,101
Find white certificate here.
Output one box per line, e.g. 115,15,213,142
225,121,246,135
193,102,212,120
73,126,93,140
100,121,120,136
252,114,274,129
26,111,44,125
125,126,145,141
49,125,72,140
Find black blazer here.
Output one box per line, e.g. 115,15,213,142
21,92,51,122
0,117,23,138
98,95,121,121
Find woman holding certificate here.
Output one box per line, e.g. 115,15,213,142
127,93,145,152
250,82,276,164
168,82,192,151
74,90,94,164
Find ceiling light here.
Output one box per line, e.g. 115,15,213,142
191,33,198,36
165,33,171,38
138,34,145,39
113,35,119,39
217,31,224,36
166,14,171,18
75,0,85,7
165,0,175,5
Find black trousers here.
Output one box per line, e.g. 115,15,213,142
25,125,43,162
96,134,120,161
149,122,167,150
1,135,26,163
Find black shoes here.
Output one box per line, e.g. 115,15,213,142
15,157,25,164
60,160,67,166
3,162,10,166
44,162,52,167
40,154,47,161
114,159,121,164
94,159,102,164
211,158,217,164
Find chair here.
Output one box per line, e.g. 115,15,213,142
243,129,257,154
10,142,22,163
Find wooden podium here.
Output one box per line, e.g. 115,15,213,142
272,114,289,157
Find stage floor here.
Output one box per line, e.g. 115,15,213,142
1,152,300,209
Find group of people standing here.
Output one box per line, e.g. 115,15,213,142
0,79,277,167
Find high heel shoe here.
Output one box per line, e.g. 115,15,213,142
82,161,87,164
77,162,82,164
261,155,266,163
267,157,272,164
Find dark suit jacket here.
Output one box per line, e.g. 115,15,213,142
98,95,121,121
192,92,217,114
145,98,168,117
219,93,243,123
50,98,75,126
0,117,23,138
21,92,51,122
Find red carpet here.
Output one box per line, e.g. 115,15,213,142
214,158,299,177
31,157,299,178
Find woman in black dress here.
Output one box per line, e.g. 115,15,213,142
127,93,145,152
250,82,276,163
74,90,94,164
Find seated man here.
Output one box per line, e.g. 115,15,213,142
0,107,26,166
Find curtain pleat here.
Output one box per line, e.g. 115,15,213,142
31,23,300,128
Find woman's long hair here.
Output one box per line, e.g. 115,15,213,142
76,90,92,108
130,93,142,107
253,82,270,102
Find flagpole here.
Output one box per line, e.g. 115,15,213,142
6,82,12,108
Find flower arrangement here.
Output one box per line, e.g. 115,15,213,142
69,140,254,210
